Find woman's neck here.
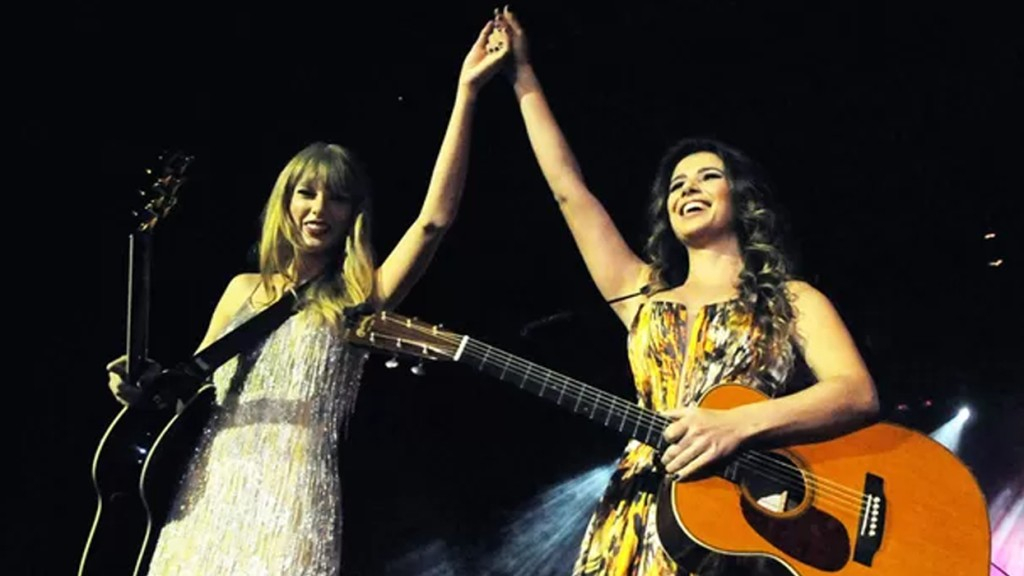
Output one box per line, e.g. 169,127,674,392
683,234,744,291
290,256,328,285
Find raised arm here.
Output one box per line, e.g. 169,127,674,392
373,20,509,310
502,8,646,325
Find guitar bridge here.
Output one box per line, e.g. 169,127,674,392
853,473,886,566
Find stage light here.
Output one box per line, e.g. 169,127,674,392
931,405,974,454
384,462,616,575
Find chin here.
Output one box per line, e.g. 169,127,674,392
675,226,728,247
672,226,703,243
303,234,342,250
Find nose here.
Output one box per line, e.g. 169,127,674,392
681,178,702,195
668,177,701,212
310,191,326,214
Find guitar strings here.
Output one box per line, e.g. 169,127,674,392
374,319,870,510
728,456,864,517
375,323,868,514
464,332,870,514
734,453,866,514
371,318,871,515
462,336,870,514
466,332,872,510
373,316,659,438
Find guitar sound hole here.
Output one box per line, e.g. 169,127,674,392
738,451,806,515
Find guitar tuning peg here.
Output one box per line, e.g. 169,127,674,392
384,355,399,369
410,361,426,377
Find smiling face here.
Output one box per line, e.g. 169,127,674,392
288,172,356,258
666,151,735,245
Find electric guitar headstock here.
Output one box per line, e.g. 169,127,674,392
132,149,194,233
345,309,464,364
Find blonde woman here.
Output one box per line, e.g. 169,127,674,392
104,18,510,576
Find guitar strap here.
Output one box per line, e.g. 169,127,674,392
171,280,316,386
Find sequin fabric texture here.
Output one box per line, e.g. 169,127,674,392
147,304,366,575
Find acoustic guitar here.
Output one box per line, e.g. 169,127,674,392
345,309,991,575
79,152,313,575
77,151,217,576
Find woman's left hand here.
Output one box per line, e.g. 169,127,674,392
660,405,750,480
459,18,510,92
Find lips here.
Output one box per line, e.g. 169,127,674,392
303,220,331,237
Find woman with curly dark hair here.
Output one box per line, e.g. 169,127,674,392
494,8,878,576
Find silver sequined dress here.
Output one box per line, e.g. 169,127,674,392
147,303,366,575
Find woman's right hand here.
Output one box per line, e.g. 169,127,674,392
495,6,532,85
106,354,162,406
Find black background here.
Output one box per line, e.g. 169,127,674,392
14,1,1021,574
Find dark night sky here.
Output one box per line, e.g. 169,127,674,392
14,1,1021,574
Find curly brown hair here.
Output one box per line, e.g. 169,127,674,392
644,138,798,383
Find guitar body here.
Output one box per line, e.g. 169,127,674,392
656,385,991,575
79,382,217,576
79,403,175,576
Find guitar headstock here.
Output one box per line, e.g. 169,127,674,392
133,149,194,232
346,310,464,363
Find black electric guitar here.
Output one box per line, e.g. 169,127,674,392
78,151,209,576
345,310,991,575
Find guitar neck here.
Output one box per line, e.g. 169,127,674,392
454,337,671,451
125,231,153,387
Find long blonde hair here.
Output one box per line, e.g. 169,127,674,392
257,142,376,328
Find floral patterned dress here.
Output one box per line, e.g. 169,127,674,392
573,299,800,576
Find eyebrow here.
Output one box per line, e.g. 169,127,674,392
294,180,325,191
670,166,724,183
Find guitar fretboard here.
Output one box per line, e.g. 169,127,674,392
455,337,672,451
